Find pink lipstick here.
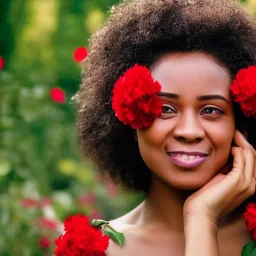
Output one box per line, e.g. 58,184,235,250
168,154,208,168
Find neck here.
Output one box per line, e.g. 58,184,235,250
137,175,194,233
135,174,245,233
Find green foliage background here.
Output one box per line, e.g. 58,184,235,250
0,0,255,255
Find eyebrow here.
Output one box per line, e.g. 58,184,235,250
158,92,229,103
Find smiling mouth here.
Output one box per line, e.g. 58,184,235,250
167,153,209,168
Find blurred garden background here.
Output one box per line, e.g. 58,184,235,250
0,0,255,255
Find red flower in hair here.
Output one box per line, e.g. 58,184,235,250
112,64,162,129
55,213,109,256
230,66,256,118
243,202,256,240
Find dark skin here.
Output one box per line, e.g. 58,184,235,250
107,52,256,256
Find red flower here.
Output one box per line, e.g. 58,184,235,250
0,57,4,70
243,202,256,240
39,236,51,248
55,213,109,256
230,65,256,118
73,47,88,62
20,198,39,208
112,64,162,129
39,217,57,230
50,88,66,103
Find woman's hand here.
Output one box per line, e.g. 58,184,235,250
183,129,256,225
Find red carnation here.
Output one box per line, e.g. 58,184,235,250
50,88,66,103
73,47,88,62
230,65,256,118
243,202,256,240
55,213,109,256
112,64,162,129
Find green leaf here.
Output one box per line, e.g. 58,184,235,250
103,225,125,246
91,219,109,227
241,242,256,256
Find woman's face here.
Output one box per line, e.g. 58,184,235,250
136,52,235,190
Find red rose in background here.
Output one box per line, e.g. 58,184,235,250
38,236,51,248
230,65,256,118
243,202,256,240
73,47,88,62
0,57,4,70
55,213,109,256
39,217,57,230
112,64,162,129
20,198,39,208
50,88,66,103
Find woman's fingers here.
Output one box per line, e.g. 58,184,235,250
234,130,250,148
230,147,254,192
229,147,245,177
243,147,256,191
233,130,256,189
234,130,256,157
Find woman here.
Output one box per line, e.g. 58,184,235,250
76,0,256,255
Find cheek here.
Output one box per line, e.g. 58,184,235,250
204,119,235,160
137,120,172,149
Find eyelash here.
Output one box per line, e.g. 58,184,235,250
160,105,225,117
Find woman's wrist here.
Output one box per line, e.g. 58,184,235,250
184,213,219,256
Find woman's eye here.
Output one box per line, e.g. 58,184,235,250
159,104,177,119
161,105,176,114
200,107,224,116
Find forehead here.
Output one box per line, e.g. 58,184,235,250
150,52,232,95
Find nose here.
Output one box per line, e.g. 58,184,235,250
173,110,205,143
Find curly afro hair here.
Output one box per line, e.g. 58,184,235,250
76,0,256,193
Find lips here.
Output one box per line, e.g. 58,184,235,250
167,151,209,168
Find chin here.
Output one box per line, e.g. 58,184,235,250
165,175,213,191
174,182,204,191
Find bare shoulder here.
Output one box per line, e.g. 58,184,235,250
106,204,155,256
106,212,185,256
106,217,142,256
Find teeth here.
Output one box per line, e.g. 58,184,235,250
181,154,189,160
171,153,203,160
